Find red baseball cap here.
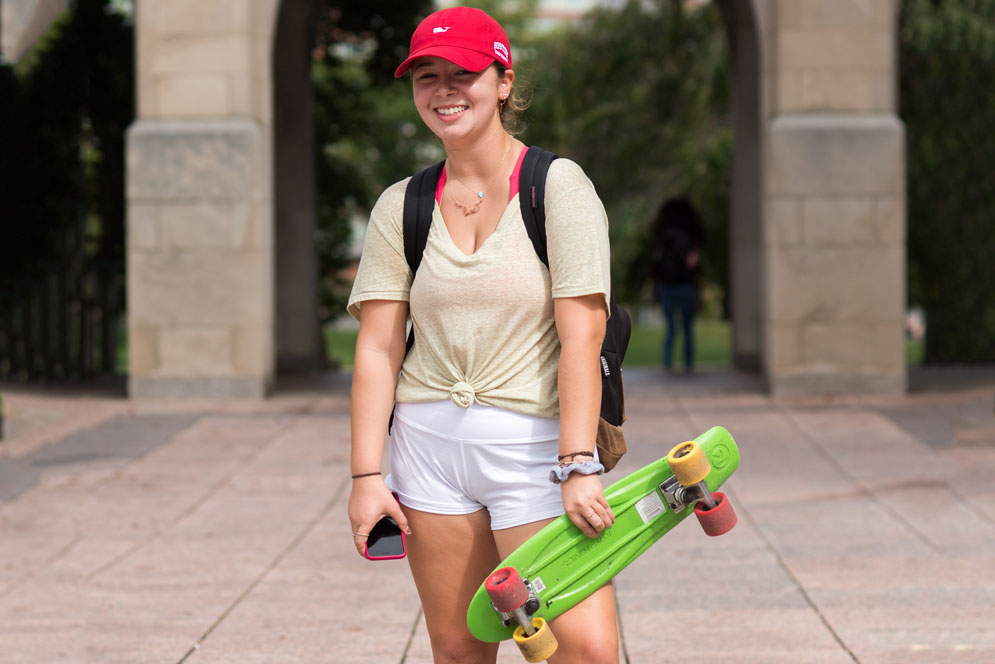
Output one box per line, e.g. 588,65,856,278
394,7,512,78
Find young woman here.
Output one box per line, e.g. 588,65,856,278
347,7,619,663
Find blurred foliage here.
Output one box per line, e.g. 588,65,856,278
311,1,434,320
315,0,730,317
0,0,133,380
518,0,732,309
1,0,132,279
900,0,995,363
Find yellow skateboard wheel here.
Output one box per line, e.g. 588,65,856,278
667,441,710,486
513,617,558,663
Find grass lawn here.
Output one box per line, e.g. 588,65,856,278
624,319,731,368
330,319,731,371
327,319,925,371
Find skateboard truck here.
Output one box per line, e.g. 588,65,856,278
663,441,737,536
494,582,541,629
485,567,558,662
660,474,716,512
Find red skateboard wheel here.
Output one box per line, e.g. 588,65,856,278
484,566,530,613
693,491,737,536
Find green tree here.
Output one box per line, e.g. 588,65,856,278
519,0,731,307
0,0,133,379
313,1,732,318
900,0,995,362
310,1,433,321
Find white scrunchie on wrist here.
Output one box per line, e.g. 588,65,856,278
549,461,605,484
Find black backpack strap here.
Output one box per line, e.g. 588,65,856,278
392,160,444,434
519,146,558,268
401,160,445,354
403,159,445,276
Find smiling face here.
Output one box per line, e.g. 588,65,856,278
411,56,513,145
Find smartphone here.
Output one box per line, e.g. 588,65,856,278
364,494,406,561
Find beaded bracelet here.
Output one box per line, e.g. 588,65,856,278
557,450,595,462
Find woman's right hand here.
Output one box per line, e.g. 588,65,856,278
560,472,614,538
348,477,411,557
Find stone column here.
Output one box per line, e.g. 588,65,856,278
764,0,906,395
273,0,323,374
719,0,765,371
127,0,280,399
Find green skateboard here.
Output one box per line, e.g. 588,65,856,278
466,426,740,662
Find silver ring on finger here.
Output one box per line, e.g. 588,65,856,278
353,532,368,538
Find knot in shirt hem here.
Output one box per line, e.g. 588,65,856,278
449,381,476,408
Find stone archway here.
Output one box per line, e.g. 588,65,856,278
717,0,765,375
124,0,907,399
716,0,906,395
126,1,281,398
272,0,323,375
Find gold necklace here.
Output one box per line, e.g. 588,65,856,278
448,140,512,217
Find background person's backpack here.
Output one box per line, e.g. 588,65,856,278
652,225,694,285
401,146,630,471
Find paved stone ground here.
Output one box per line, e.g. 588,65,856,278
0,369,992,663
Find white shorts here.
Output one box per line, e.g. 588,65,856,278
387,401,567,530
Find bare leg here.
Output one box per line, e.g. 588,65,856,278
403,505,501,664
494,520,620,664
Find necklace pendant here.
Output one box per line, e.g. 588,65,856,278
454,200,481,216
476,192,484,199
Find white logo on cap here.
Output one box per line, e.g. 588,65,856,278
493,42,509,62
433,26,450,33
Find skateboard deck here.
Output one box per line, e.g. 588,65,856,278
467,425,739,643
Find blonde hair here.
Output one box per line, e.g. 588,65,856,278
495,64,531,136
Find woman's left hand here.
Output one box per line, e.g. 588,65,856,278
561,473,615,538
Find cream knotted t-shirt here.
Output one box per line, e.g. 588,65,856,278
347,158,611,419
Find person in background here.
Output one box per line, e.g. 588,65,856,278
346,7,620,663
650,197,705,373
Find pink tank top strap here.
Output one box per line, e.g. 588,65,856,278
434,146,529,205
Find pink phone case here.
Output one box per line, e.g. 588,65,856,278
363,534,406,561
364,493,406,561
